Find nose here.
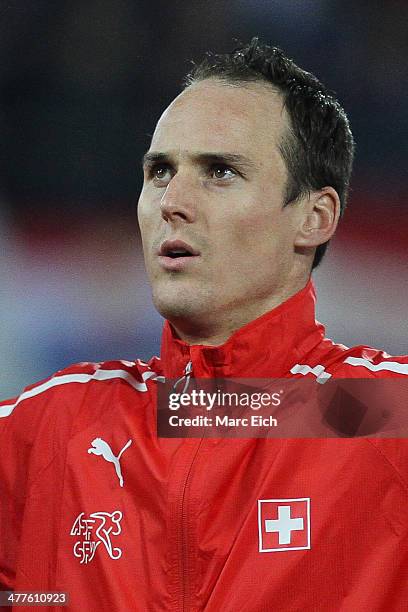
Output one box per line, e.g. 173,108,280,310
160,174,197,224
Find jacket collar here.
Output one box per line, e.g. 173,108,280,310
159,279,325,379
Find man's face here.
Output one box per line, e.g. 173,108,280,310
138,79,303,332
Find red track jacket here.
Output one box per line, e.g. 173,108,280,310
1,280,407,611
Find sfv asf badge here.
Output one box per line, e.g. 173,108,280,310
70,511,123,564
258,498,311,552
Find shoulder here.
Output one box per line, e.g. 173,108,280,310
0,357,163,422
0,358,162,497
0,357,163,480
328,345,408,379
294,339,408,380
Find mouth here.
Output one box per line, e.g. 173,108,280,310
158,239,200,270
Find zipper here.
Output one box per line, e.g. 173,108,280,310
179,436,203,612
173,358,201,611
172,360,193,394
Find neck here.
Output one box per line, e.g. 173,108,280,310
169,276,309,346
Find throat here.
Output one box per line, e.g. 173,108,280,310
168,314,242,347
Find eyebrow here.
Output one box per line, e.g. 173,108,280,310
142,151,259,171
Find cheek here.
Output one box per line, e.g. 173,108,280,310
137,198,156,243
228,208,282,254
137,215,148,249
136,196,146,230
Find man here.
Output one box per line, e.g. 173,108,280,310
1,38,407,611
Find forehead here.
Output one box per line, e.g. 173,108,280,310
149,79,288,160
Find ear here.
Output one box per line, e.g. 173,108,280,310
294,187,341,248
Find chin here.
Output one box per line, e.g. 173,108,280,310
151,283,211,322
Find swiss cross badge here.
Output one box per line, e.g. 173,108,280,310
258,498,311,552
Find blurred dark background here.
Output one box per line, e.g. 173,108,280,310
1,0,407,396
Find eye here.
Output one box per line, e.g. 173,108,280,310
148,163,172,185
210,164,237,180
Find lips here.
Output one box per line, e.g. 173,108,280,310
158,239,200,271
159,239,200,258
158,240,200,272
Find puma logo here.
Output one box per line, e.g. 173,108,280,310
88,438,132,487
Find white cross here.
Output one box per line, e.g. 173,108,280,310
265,505,304,545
